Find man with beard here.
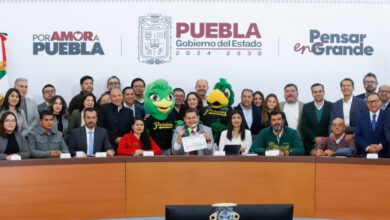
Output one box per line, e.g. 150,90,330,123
300,83,333,154
357,72,378,100
195,79,209,107
280,83,304,133
68,108,115,157
249,110,304,156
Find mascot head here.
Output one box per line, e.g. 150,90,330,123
144,79,175,120
206,78,234,109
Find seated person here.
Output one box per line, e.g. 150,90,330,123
27,110,69,158
0,111,30,160
250,110,304,156
311,118,356,156
117,118,161,156
68,108,115,157
219,110,252,154
172,109,214,155
355,93,388,158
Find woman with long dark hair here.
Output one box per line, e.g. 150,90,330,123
47,95,70,134
253,91,264,108
0,111,30,160
183,92,203,113
68,93,96,132
219,110,252,153
0,88,29,137
117,118,161,156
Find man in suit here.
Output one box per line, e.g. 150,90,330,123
378,85,390,111
280,83,304,133
355,93,388,158
330,78,366,134
356,72,378,100
131,78,146,105
235,89,262,136
38,84,56,114
98,88,134,150
300,83,333,155
14,78,39,132
122,86,146,118
172,109,214,155
195,79,209,107
68,108,114,157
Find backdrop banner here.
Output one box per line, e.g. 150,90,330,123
0,0,389,104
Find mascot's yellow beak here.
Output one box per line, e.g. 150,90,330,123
153,98,173,114
207,89,229,109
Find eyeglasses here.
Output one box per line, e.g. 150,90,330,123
5,119,16,123
108,82,120,86
367,99,380,104
133,85,145,88
364,81,377,85
43,89,56,94
379,90,390,93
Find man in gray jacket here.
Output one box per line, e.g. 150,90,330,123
28,110,69,158
14,78,39,133
172,109,214,155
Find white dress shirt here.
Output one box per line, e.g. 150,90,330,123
283,102,299,130
218,129,252,153
124,102,136,118
343,97,353,127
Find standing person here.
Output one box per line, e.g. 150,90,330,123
356,72,378,100
300,83,333,155
68,108,114,157
0,111,30,160
122,87,145,118
172,88,186,122
280,83,304,132
47,95,70,136
378,85,390,111
38,84,56,114
219,110,252,153
68,75,94,114
329,78,366,134
97,92,111,108
106,75,121,91
68,93,97,132
131,78,146,105
253,91,264,108
0,88,29,137
98,88,134,150
195,79,209,106
261,94,287,129
14,78,39,132
183,92,203,113
234,89,262,136
117,118,161,156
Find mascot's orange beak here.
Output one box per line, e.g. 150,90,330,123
207,89,229,109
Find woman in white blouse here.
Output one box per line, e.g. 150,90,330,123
219,110,252,154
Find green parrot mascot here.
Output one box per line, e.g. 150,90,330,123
144,79,176,154
200,78,235,144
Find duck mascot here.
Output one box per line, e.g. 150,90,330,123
144,79,176,154
200,78,234,144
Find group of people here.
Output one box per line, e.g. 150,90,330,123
1,72,390,160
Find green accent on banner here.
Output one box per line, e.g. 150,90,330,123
0,71,5,80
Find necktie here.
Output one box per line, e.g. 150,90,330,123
88,130,94,156
372,114,376,131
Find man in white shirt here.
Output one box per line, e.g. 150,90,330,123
280,83,304,133
122,86,145,118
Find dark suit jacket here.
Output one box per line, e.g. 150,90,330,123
234,104,262,135
329,96,366,134
134,102,146,118
300,100,333,155
98,103,134,149
68,126,113,156
356,93,366,100
37,102,47,114
355,110,388,158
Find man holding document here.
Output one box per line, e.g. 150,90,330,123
171,109,214,155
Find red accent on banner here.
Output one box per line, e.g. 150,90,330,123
0,34,7,63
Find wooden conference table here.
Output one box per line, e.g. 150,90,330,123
1,156,390,220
